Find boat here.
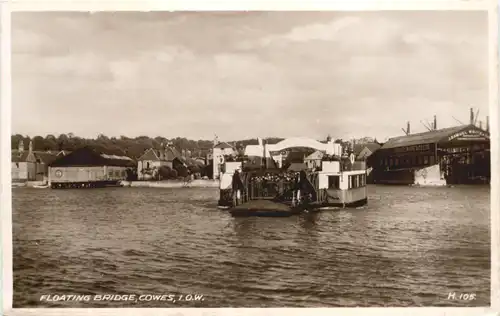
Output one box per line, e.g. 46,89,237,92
216,137,368,217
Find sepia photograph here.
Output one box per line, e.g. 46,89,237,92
5,7,495,311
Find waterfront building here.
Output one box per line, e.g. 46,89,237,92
368,124,490,185
304,150,324,170
137,144,182,180
48,146,135,188
11,140,58,182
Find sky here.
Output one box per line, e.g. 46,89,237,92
12,11,489,142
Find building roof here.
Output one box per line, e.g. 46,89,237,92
35,152,60,164
165,146,182,161
11,151,58,164
57,150,71,156
354,142,381,155
214,142,235,149
304,150,324,160
137,146,182,162
50,146,135,167
380,125,488,150
137,148,161,161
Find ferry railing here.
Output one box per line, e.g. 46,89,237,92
247,179,296,201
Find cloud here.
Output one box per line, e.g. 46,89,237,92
11,11,489,141
268,16,361,43
237,15,403,54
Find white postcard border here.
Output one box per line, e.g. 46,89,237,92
1,0,498,315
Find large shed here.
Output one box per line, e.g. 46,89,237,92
48,146,135,188
368,124,490,185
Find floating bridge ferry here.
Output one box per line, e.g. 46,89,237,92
216,137,368,217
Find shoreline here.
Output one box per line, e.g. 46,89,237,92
123,180,219,188
12,179,220,189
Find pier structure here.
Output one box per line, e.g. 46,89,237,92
369,123,490,185
48,146,135,189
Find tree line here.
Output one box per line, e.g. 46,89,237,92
11,133,376,159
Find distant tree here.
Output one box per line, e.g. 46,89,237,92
32,136,46,151
170,169,178,179
158,165,173,179
175,163,189,177
188,165,201,175
97,134,109,141
45,134,57,141
11,134,24,150
126,168,138,181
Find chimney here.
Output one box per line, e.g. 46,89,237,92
159,143,165,160
470,108,474,125
18,140,24,153
29,140,33,153
406,121,410,135
433,115,437,130
486,116,490,132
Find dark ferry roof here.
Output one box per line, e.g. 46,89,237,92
49,146,135,167
380,124,489,150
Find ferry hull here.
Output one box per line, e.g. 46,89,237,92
222,196,368,217
312,197,368,208
229,210,296,217
228,199,300,217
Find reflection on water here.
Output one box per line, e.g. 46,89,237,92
12,185,490,307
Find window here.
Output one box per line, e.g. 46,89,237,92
15,162,19,168
328,176,340,189
424,156,429,164
348,175,365,189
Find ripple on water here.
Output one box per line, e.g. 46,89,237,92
12,185,490,307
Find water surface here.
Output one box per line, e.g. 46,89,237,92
12,185,490,307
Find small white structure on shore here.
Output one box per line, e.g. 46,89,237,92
212,141,237,179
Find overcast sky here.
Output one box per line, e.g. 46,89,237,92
12,11,488,141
